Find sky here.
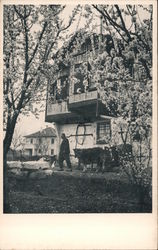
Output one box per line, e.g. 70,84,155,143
16,112,55,136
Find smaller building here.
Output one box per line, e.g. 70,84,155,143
24,127,57,156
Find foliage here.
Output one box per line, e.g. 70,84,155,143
92,5,152,203
92,4,152,78
3,4,79,156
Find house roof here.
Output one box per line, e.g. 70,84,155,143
24,127,56,138
52,30,99,60
52,30,114,65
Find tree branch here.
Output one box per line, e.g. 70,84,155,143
13,5,24,19
114,5,132,41
14,5,31,19
28,21,48,67
44,31,60,60
92,5,129,43
140,58,152,80
23,12,29,69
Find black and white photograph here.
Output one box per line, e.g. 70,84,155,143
2,2,155,216
1,1,158,249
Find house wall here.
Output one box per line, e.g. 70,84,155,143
54,118,123,165
24,142,35,156
36,137,58,156
46,137,57,155
54,122,95,165
59,122,95,150
24,137,57,156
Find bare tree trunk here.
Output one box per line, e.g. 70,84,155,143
3,152,10,213
3,113,18,213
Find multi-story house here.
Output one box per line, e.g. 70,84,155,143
24,127,57,156
45,31,122,161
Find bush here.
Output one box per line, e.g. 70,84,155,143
118,145,152,208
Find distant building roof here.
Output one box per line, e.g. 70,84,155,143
24,127,56,138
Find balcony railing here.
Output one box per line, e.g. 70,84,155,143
69,90,98,104
46,101,70,116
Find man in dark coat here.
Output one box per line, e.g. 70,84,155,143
59,133,72,171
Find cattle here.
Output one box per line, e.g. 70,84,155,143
73,147,112,172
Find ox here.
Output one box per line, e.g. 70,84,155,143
73,147,112,172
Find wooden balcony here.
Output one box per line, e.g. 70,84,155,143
45,101,81,123
45,90,117,123
68,89,117,117
47,101,69,115
68,90,100,117
69,90,98,108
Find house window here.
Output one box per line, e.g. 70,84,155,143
74,63,85,94
39,149,41,154
27,149,32,156
39,138,42,143
55,76,69,101
51,138,54,144
51,149,54,155
97,121,111,144
30,138,33,144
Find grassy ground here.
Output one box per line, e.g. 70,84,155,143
7,168,152,213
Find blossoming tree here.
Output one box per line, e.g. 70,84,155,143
52,5,153,206
3,4,80,212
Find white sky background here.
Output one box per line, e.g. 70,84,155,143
16,4,150,136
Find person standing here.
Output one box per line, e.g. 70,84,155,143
58,133,72,171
